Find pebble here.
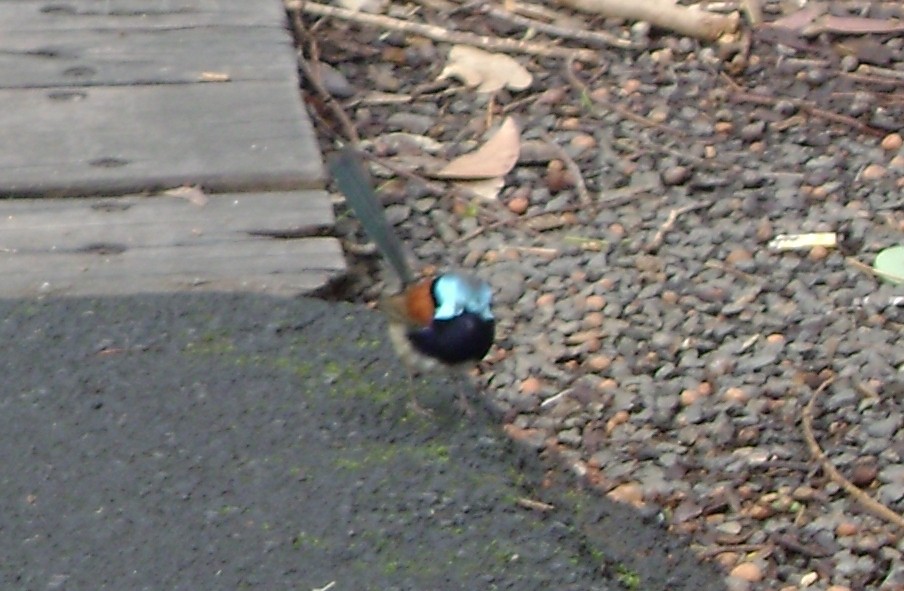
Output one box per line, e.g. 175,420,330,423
570,134,597,153
661,165,691,186
881,133,903,151
607,482,644,506
729,562,763,582
507,193,529,215
835,521,859,537
385,112,434,134
722,387,749,403
725,248,752,265
740,121,765,141
520,377,543,395
861,163,887,180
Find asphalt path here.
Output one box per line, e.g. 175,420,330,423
0,293,725,590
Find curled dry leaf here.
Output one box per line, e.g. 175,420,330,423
433,117,521,180
452,177,506,202
438,45,532,93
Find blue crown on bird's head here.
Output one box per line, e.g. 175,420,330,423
432,273,494,322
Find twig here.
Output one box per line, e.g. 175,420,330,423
463,0,634,49
541,133,591,206
509,246,559,256
357,151,504,206
596,180,661,207
359,152,449,196
840,71,904,89
802,376,904,533
288,9,361,144
557,0,739,41
771,533,833,558
563,57,686,138
287,0,603,64
721,73,886,138
646,203,707,252
856,64,904,81
455,178,662,244
845,256,881,279
453,204,581,243
699,543,768,559
704,259,760,283
516,497,556,511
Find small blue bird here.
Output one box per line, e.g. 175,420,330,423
329,148,495,381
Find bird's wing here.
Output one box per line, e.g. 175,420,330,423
328,148,415,286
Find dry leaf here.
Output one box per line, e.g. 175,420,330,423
805,14,904,36
163,185,208,206
768,4,825,32
453,177,506,201
433,117,521,180
438,45,532,93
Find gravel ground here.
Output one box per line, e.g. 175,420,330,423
298,1,904,590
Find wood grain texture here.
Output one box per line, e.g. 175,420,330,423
0,0,343,296
0,82,322,197
0,0,286,31
0,192,346,297
0,0,324,195
0,27,297,89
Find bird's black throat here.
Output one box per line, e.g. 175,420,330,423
407,312,494,365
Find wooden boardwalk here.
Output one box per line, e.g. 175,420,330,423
0,0,345,296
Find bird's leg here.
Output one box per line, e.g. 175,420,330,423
455,387,475,417
403,367,434,418
408,372,433,419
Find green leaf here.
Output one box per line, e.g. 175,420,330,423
874,245,904,285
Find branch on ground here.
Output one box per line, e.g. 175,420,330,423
287,0,603,63
555,0,739,41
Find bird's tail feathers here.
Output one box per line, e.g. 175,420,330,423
328,148,415,285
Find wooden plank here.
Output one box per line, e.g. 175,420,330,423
0,191,337,249
0,0,287,31
0,27,298,88
0,0,343,297
0,191,347,297
0,240,344,298
0,81,323,196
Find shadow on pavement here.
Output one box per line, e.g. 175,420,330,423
0,293,725,590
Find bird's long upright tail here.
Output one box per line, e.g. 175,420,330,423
329,148,415,286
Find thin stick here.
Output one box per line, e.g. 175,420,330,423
563,57,685,138
721,73,886,138
454,204,580,243
646,203,707,252
802,376,904,533
596,180,661,207
288,9,361,144
516,497,556,511
464,0,635,49
541,133,591,206
699,543,768,559
704,259,760,283
287,0,603,64
357,151,498,204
